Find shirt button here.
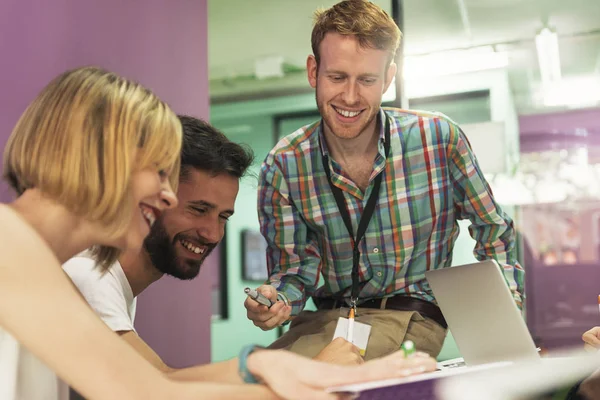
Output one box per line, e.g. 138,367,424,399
373,247,379,253
377,271,382,277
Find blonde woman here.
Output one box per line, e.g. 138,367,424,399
0,66,182,399
0,66,435,400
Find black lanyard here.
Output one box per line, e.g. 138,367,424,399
320,117,391,307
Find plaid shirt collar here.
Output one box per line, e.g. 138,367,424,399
317,108,388,160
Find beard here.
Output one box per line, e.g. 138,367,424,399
143,218,216,280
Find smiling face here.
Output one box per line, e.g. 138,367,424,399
144,168,239,280
120,168,178,253
307,32,396,142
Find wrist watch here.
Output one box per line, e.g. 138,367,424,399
238,344,264,384
276,291,290,306
276,291,292,326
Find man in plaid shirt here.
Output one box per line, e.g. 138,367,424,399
245,0,523,361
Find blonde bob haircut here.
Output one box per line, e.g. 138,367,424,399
3,66,182,268
311,0,402,66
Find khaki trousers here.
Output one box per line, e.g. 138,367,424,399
268,308,447,361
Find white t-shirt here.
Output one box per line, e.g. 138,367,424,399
62,255,137,332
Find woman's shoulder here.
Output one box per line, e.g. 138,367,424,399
0,204,34,234
0,204,55,263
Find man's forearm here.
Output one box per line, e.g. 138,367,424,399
117,331,246,384
167,358,243,384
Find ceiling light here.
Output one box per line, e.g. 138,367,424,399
535,27,561,85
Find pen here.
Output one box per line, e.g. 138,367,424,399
347,307,355,344
401,340,415,357
244,287,274,308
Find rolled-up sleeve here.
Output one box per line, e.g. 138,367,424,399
258,158,322,315
447,123,525,309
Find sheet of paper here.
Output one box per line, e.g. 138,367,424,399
326,361,512,393
440,352,600,400
332,317,371,356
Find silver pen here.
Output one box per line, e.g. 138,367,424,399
244,287,274,308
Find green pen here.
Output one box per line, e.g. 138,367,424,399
401,340,416,357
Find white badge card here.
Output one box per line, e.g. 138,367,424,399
332,308,372,356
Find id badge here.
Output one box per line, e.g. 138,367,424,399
332,307,372,356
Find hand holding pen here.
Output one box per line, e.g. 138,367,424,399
244,284,292,331
244,287,274,307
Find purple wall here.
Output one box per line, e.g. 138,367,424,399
519,108,600,153
520,108,600,134
0,0,211,366
519,108,600,349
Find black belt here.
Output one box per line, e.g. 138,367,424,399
313,295,448,329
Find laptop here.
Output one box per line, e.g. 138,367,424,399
425,260,539,366
327,260,598,399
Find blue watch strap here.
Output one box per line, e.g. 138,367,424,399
238,344,264,384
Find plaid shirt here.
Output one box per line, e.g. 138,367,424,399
258,108,524,315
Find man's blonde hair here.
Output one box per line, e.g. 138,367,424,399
3,66,182,268
311,0,402,66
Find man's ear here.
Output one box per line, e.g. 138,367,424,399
307,55,318,89
383,62,397,93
